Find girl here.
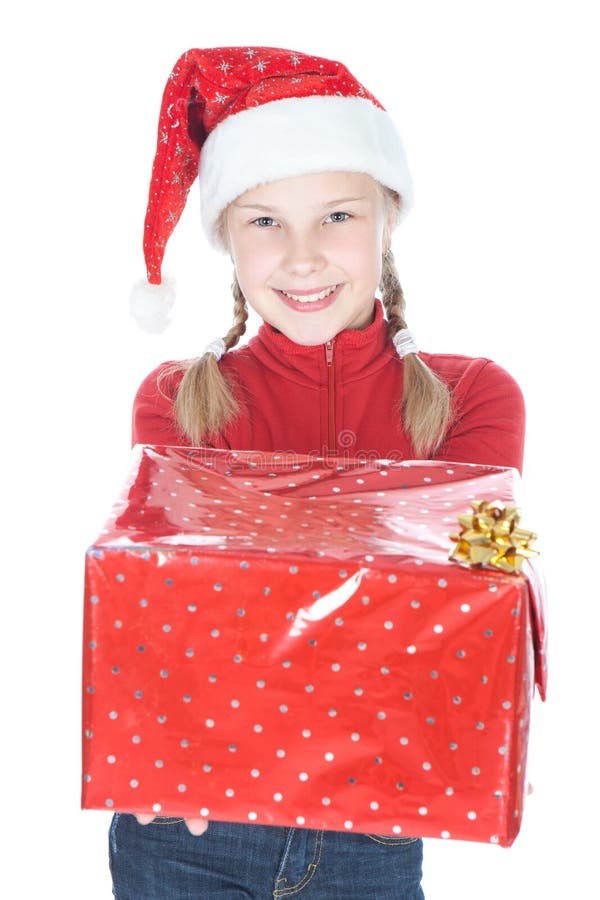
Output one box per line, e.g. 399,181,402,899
110,46,525,899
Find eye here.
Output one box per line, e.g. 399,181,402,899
326,212,351,224
253,216,277,228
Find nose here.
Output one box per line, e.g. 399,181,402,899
281,230,326,278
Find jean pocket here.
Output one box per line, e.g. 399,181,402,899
365,833,420,846
148,816,185,826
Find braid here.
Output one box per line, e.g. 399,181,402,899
223,274,249,350
380,249,408,336
380,250,452,457
173,272,248,443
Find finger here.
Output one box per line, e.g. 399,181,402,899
184,817,209,835
135,813,156,825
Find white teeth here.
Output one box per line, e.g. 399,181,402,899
281,286,337,303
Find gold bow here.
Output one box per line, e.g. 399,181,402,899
449,500,538,573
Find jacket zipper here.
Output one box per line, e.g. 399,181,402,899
325,339,336,454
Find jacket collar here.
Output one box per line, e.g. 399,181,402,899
248,299,396,386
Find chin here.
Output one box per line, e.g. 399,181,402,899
286,326,338,346
280,313,345,347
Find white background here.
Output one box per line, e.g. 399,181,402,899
2,1,598,896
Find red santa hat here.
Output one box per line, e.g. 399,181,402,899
131,46,414,332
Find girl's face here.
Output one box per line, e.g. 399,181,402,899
225,171,393,346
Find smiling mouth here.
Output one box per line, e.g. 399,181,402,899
279,285,338,303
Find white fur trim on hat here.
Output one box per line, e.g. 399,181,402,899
199,95,413,250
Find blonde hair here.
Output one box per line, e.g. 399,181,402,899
173,187,452,455
380,247,452,455
174,275,247,442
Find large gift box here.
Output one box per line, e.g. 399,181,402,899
82,446,546,847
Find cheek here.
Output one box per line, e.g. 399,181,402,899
333,222,384,274
230,229,280,278
233,257,279,314
230,241,268,288
346,241,384,286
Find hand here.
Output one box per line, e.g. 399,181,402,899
134,813,209,835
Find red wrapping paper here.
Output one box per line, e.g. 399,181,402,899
82,446,546,846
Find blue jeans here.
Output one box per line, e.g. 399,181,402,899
109,815,425,899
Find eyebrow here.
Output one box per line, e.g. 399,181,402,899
233,196,369,212
233,202,278,212
322,196,368,207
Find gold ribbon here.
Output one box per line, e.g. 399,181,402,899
449,500,538,573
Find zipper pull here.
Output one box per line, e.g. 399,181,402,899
325,339,335,366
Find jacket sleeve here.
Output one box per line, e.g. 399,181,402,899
131,363,187,448
433,358,526,473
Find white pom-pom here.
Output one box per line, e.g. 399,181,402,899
130,276,176,333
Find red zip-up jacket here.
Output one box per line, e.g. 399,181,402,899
133,301,525,472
